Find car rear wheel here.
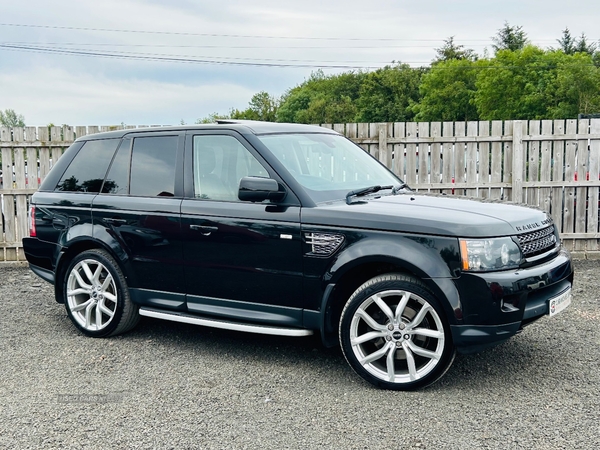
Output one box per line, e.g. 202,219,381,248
339,273,455,390
63,249,139,337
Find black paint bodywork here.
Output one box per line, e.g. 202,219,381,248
22,122,574,353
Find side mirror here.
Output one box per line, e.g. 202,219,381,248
238,177,285,203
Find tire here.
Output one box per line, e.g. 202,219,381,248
63,249,139,337
339,273,455,390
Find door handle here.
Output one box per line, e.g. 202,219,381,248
190,224,218,235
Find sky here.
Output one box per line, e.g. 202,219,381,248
0,0,599,126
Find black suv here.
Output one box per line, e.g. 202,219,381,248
23,121,573,390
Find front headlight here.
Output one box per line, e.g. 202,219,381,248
459,237,522,272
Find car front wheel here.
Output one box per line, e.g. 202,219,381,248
339,273,455,390
63,249,139,337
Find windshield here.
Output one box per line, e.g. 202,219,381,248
258,133,400,203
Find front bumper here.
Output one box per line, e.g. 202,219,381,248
450,249,573,354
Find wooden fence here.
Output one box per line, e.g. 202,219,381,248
1,120,600,262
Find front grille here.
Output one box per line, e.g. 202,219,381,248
516,226,557,258
305,232,344,257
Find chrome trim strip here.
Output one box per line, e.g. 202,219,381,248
139,308,313,337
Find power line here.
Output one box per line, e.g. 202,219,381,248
0,43,390,69
0,22,460,41
0,40,465,50
4,22,588,44
0,43,402,65
2,43,597,70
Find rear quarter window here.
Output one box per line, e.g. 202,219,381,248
55,138,121,193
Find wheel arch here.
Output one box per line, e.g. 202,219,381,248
54,238,133,304
319,238,462,347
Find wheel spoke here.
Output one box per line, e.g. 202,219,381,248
407,341,442,360
356,308,387,332
407,304,432,329
100,274,113,292
92,264,103,285
351,330,386,346
95,303,103,327
73,270,92,290
71,298,93,312
411,328,444,339
359,341,393,366
81,261,95,284
103,291,117,303
372,293,394,323
84,302,95,328
98,300,114,317
386,344,396,382
67,288,89,297
402,341,418,381
394,291,410,322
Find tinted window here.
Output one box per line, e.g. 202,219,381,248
102,138,131,195
129,136,178,197
193,135,268,201
55,139,120,193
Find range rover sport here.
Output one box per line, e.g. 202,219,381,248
23,121,574,390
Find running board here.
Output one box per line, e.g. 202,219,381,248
139,307,314,337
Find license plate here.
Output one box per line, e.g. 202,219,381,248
549,288,571,317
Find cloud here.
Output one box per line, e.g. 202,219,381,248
1,0,599,125
0,65,256,125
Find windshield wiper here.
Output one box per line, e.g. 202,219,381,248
346,185,393,204
391,182,411,195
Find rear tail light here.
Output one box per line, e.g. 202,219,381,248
29,205,36,237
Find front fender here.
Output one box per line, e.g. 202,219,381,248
326,235,464,323
327,235,459,282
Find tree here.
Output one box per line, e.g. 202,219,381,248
230,91,279,122
475,46,567,120
356,64,423,122
0,109,25,127
195,112,231,124
549,52,600,118
434,37,478,63
276,70,365,123
574,33,597,54
414,59,480,121
556,28,576,55
492,22,528,53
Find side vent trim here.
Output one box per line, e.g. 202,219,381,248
304,232,345,257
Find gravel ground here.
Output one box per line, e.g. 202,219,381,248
0,260,599,450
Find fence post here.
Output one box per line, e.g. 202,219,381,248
378,123,390,168
512,120,524,203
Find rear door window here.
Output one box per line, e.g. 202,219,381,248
130,136,178,197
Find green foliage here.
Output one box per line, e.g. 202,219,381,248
0,109,25,127
475,46,559,119
556,28,577,55
197,24,600,124
231,91,279,122
549,52,600,117
357,64,423,122
573,33,597,55
492,22,528,53
276,70,365,123
434,37,478,63
414,59,480,121
475,47,600,120
195,112,231,124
